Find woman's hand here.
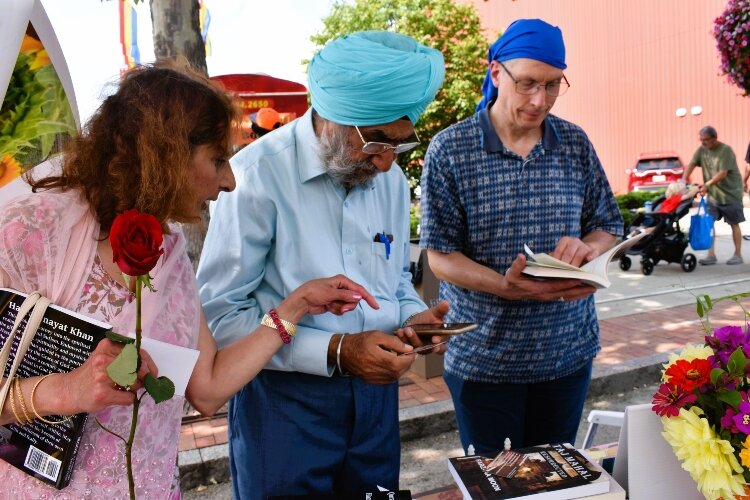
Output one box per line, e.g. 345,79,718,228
277,275,379,323
62,339,158,414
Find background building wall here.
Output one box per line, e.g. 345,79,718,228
463,0,750,193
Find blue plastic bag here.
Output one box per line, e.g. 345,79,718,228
689,196,714,250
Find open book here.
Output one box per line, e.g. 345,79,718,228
521,231,649,289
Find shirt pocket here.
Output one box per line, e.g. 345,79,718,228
370,241,397,297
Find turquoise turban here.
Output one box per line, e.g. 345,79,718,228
308,31,445,126
476,19,566,111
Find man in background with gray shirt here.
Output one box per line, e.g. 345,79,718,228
683,125,744,264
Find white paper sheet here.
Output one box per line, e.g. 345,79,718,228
126,333,199,397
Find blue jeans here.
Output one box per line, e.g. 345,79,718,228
228,370,400,500
444,360,593,455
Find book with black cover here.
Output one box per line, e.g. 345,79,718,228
0,288,111,489
447,443,611,499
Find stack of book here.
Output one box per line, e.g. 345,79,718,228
447,443,625,499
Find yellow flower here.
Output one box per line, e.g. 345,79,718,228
0,155,22,188
662,344,713,382
661,406,746,499
741,436,750,469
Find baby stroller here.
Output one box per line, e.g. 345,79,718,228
618,195,697,275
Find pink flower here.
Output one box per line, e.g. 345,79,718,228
652,383,697,417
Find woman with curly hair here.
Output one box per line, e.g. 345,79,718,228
0,59,377,499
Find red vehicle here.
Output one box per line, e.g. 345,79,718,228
626,151,684,192
210,74,308,146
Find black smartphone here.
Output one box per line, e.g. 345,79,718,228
407,322,478,335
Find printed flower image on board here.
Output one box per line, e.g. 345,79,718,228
652,292,750,499
0,24,76,187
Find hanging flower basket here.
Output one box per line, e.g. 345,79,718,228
713,0,750,96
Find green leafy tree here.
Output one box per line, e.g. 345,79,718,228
310,0,487,190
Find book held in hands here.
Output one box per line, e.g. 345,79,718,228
447,443,613,499
521,231,649,289
0,288,111,489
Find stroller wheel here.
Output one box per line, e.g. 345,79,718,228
619,256,632,271
642,260,654,276
681,253,697,272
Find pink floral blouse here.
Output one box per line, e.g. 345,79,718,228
0,191,201,499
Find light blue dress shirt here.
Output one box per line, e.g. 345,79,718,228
197,109,425,377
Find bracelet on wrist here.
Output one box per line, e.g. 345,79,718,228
336,334,349,376
30,374,72,425
401,311,423,328
261,309,297,344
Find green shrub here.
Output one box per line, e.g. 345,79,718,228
615,190,665,230
410,204,420,240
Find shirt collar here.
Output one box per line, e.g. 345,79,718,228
478,100,561,153
296,109,328,183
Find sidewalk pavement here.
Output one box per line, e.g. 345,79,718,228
177,227,750,491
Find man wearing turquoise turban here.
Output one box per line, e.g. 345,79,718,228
198,31,447,498
420,19,623,455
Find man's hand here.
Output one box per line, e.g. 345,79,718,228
549,236,600,268
336,332,416,384
395,300,450,354
503,253,596,302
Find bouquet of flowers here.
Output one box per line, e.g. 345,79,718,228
652,292,750,499
713,0,750,96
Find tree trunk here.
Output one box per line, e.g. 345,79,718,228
149,0,208,269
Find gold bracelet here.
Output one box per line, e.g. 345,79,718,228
14,377,33,425
260,313,298,337
8,379,26,425
30,374,73,425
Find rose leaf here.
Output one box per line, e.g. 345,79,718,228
144,374,175,403
105,330,135,344
106,343,138,387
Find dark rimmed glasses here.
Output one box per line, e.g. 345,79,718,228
354,125,421,155
499,61,570,97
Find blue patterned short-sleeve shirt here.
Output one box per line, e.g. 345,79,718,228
419,107,622,384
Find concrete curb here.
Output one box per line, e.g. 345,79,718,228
178,353,670,491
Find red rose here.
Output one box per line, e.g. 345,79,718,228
110,209,164,277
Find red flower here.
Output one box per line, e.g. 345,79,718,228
110,209,164,276
664,358,713,393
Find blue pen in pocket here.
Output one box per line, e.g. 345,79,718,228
376,231,391,260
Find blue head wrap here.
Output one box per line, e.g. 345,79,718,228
476,19,566,111
308,31,445,126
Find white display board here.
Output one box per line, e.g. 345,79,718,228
612,404,703,499
0,0,78,206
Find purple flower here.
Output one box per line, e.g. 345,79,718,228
706,325,750,364
733,401,750,434
722,407,740,433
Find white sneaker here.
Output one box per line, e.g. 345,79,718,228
727,255,744,265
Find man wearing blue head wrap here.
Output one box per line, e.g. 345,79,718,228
419,19,622,455
197,31,447,498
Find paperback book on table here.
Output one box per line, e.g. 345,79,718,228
447,443,612,499
0,288,110,489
